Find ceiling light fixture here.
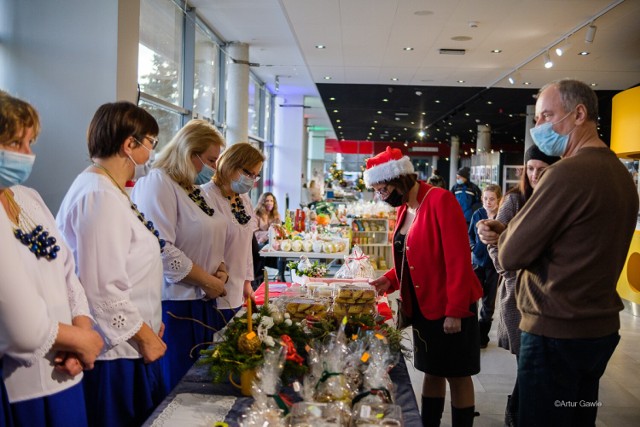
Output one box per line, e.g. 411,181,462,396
555,39,572,56
315,45,326,49
543,51,553,68
491,49,502,53
585,24,597,43
403,47,414,51
324,76,332,80
508,74,516,85
418,130,425,138
457,80,465,83
390,77,399,81
579,51,590,56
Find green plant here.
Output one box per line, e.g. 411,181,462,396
286,260,327,278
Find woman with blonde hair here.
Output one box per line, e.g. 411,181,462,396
131,119,228,391
202,142,265,319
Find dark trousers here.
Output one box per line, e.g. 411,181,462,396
518,331,619,427
473,263,499,323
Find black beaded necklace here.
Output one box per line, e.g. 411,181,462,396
226,192,251,225
3,189,61,261
91,163,165,251
183,185,214,216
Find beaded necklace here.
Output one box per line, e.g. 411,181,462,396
225,192,251,225
2,189,61,260
91,163,165,251
183,185,214,216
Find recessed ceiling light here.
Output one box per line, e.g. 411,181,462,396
371,126,375,130
382,98,389,102
337,126,342,129
523,81,531,85
403,47,414,51
390,77,399,81
457,80,465,83
486,101,492,105
329,97,335,101
435,100,441,103
315,45,326,49
336,119,341,123
421,112,426,115
333,109,338,113
465,113,470,116
591,83,598,87
374,120,378,123
491,49,502,53
324,76,332,80
377,111,382,114
579,51,590,56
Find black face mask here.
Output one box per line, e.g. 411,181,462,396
384,189,404,207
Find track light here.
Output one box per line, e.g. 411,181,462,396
585,24,597,43
555,39,572,56
508,75,515,85
543,51,553,69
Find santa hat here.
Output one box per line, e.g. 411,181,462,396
363,146,415,187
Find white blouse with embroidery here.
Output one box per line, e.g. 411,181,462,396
56,172,163,360
131,169,227,301
201,182,256,309
1,185,92,403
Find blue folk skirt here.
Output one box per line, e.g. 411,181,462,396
160,299,230,392
0,359,13,427
82,358,166,427
10,381,87,427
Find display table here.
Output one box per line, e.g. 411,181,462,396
259,246,347,260
142,352,421,426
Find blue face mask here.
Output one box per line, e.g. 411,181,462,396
194,155,215,185
0,150,36,188
456,178,464,185
530,110,575,157
231,173,254,194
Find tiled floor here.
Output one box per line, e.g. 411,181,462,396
404,308,640,427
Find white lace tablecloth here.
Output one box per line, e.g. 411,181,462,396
151,393,236,427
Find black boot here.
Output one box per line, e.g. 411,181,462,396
421,396,445,427
451,405,475,427
479,321,492,348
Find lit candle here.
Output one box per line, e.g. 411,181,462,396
264,268,269,307
246,295,252,331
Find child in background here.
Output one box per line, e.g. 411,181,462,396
469,184,502,348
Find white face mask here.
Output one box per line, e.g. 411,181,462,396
128,141,153,180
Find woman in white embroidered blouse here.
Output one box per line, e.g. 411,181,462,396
130,119,228,391
201,142,265,317
56,102,167,427
0,92,103,426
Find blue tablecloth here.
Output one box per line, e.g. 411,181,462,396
143,354,421,426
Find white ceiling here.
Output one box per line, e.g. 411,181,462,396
191,0,640,140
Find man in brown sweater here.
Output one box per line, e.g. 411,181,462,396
478,79,638,427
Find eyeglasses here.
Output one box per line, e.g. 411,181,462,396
242,168,261,182
134,136,159,150
374,185,391,197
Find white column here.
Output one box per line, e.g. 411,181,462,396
226,42,249,145
477,124,491,153
524,104,535,156
273,94,305,211
449,136,460,188
308,131,326,182
431,155,439,176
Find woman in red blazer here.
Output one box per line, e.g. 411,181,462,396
367,147,482,427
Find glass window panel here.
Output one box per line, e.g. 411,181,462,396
139,0,184,106
263,91,272,140
138,99,182,151
248,75,260,137
193,26,220,121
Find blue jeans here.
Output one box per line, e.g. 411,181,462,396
518,331,619,427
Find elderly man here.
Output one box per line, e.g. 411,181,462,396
477,79,637,427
